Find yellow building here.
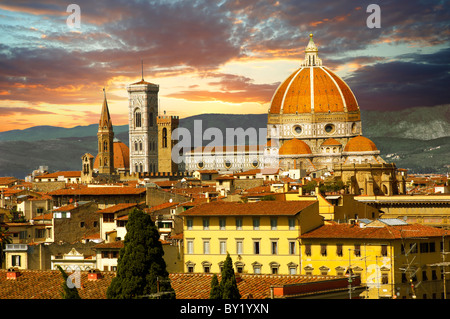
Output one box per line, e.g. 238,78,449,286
285,187,380,221
179,200,322,275
354,194,450,228
299,219,450,299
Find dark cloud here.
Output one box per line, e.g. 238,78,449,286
345,47,450,111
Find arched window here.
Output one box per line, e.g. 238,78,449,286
149,112,153,127
104,157,108,166
139,141,142,151
139,164,143,172
134,142,138,151
103,141,108,151
162,127,168,148
135,109,142,128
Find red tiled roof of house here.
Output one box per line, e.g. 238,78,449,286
49,186,146,196
299,223,447,240
37,171,81,178
0,177,18,185
32,213,53,221
0,270,115,299
95,241,124,249
179,200,316,216
96,203,139,214
169,273,344,299
0,270,348,299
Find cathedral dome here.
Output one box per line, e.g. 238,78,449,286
343,135,378,153
269,35,359,115
279,138,312,156
94,139,130,170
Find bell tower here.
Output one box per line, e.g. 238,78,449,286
157,114,179,173
127,64,159,174
97,88,114,175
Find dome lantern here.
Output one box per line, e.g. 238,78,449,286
301,33,322,67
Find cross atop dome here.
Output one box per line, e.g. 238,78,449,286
301,33,322,67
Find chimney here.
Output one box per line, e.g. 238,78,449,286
235,273,242,283
7,268,20,280
88,269,102,280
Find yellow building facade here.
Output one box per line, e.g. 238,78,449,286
299,220,450,299
179,200,322,275
285,187,380,221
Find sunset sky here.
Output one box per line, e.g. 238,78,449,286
0,0,449,132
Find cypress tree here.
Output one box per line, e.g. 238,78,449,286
219,253,241,299
106,208,174,299
57,265,81,299
209,274,222,299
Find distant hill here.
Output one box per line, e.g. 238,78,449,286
0,105,448,178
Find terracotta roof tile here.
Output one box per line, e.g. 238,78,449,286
179,200,316,216
49,186,146,196
96,203,139,214
299,223,447,240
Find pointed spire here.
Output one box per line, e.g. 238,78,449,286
141,59,144,81
301,33,322,67
99,87,112,130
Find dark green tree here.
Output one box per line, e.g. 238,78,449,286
106,208,174,299
219,253,241,299
209,274,222,299
57,265,81,299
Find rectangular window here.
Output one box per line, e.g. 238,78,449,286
354,244,361,257
381,273,389,285
270,218,277,230
103,213,114,223
271,241,278,255
236,241,243,255
187,240,194,254
336,244,343,257
203,240,210,254
288,217,296,230
220,241,227,255
305,244,311,256
187,218,193,230
11,255,21,267
381,245,388,257
320,244,327,257
219,218,226,230
253,218,260,230
289,241,296,255
202,218,209,230
254,241,260,255
235,217,243,230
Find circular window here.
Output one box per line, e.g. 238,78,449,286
197,161,204,169
324,124,335,134
224,160,232,169
293,125,302,135
252,160,259,168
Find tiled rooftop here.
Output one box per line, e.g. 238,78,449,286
179,200,317,216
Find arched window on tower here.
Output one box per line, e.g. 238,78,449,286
139,163,143,172
135,109,142,128
134,141,138,151
150,112,153,127
139,141,142,151
103,141,108,151
104,157,108,166
162,127,168,148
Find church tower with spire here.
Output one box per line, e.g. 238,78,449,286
97,88,115,175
